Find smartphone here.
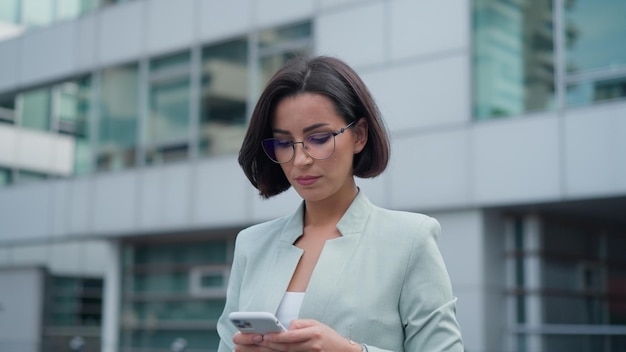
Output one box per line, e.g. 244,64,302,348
228,311,287,334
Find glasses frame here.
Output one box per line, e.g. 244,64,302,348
262,120,356,164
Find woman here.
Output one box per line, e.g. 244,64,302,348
217,56,463,351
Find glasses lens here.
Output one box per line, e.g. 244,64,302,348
304,132,335,160
261,131,336,163
262,138,293,163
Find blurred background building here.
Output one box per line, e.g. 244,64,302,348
0,0,625,351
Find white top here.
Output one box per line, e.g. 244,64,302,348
275,292,305,329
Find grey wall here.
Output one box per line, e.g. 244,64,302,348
0,267,45,352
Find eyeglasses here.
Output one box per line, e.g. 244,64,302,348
262,120,356,164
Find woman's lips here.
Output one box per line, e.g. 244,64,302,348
295,176,319,186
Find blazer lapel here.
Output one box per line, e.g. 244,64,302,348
250,202,306,314
299,192,373,321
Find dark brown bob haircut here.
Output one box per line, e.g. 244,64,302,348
238,55,390,198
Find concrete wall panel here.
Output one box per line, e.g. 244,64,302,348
146,0,195,56
192,157,251,227
390,0,469,61
390,129,470,210
199,0,252,42
564,103,626,197
472,114,561,205
254,0,315,28
0,38,19,92
316,2,387,68
92,171,138,234
362,55,470,132
98,1,145,66
19,21,76,85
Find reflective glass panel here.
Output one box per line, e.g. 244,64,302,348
56,76,93,176
200,38,248,157
16,170,47,184
567,76,626,106
259,21,312,49
0,167,12,187
120,240,230,351
56,0,100,21
22,0,54,27
0,0,19,24
0,94,16,124
147,52,191,164
98,64,139,171
19,87,51,131
259,22,312,90
564,0,626,73
473,0,556,119
120,330,220,351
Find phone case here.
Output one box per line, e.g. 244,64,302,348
228,311,287,334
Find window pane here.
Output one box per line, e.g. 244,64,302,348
473,0,556,119
0,94,16,124
56,0,100,21
0,0,20,24
564,0,626,73
98,64,139,171
147,52,191,165
0,167,12,187
543,334,613,352
608,266,626,325
56,77,93,176
567,76,626,106
19,87,51,131
17,170,47,184
125,299,225,322
22,0,54,27
120,240,229,352
258,21,312,90
120,329,220,350
259,21,312,49
200,39,248,157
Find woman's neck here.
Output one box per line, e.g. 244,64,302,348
303,184,359,228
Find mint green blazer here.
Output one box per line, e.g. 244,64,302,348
217,192,463,351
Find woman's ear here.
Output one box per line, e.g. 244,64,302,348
353,118,368,154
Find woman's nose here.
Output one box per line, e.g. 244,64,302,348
292,142,312,165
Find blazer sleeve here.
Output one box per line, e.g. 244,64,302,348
396,216,464,352
216,234,247,352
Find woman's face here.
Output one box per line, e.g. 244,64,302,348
270,93,367,204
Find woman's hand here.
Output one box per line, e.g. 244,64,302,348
232,331,273,351
236,319,361,352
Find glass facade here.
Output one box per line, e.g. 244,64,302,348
98,63,139,172
200,38,248,157
56,76,93,176
259,21,313,92
147,52,192,164
0,0,19,25
507,216,626,352
0,167,12,187
473,0,626,119
564,0,626,106
0,94,16,124
0,0,118,31
473,0,556,119
44,275,103,352
0,20,312,184
120,239,233,352
19,86,52,131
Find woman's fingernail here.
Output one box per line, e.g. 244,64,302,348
252,335,263,343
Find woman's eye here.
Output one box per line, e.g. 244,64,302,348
307,133,332,145
275,139,293,149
